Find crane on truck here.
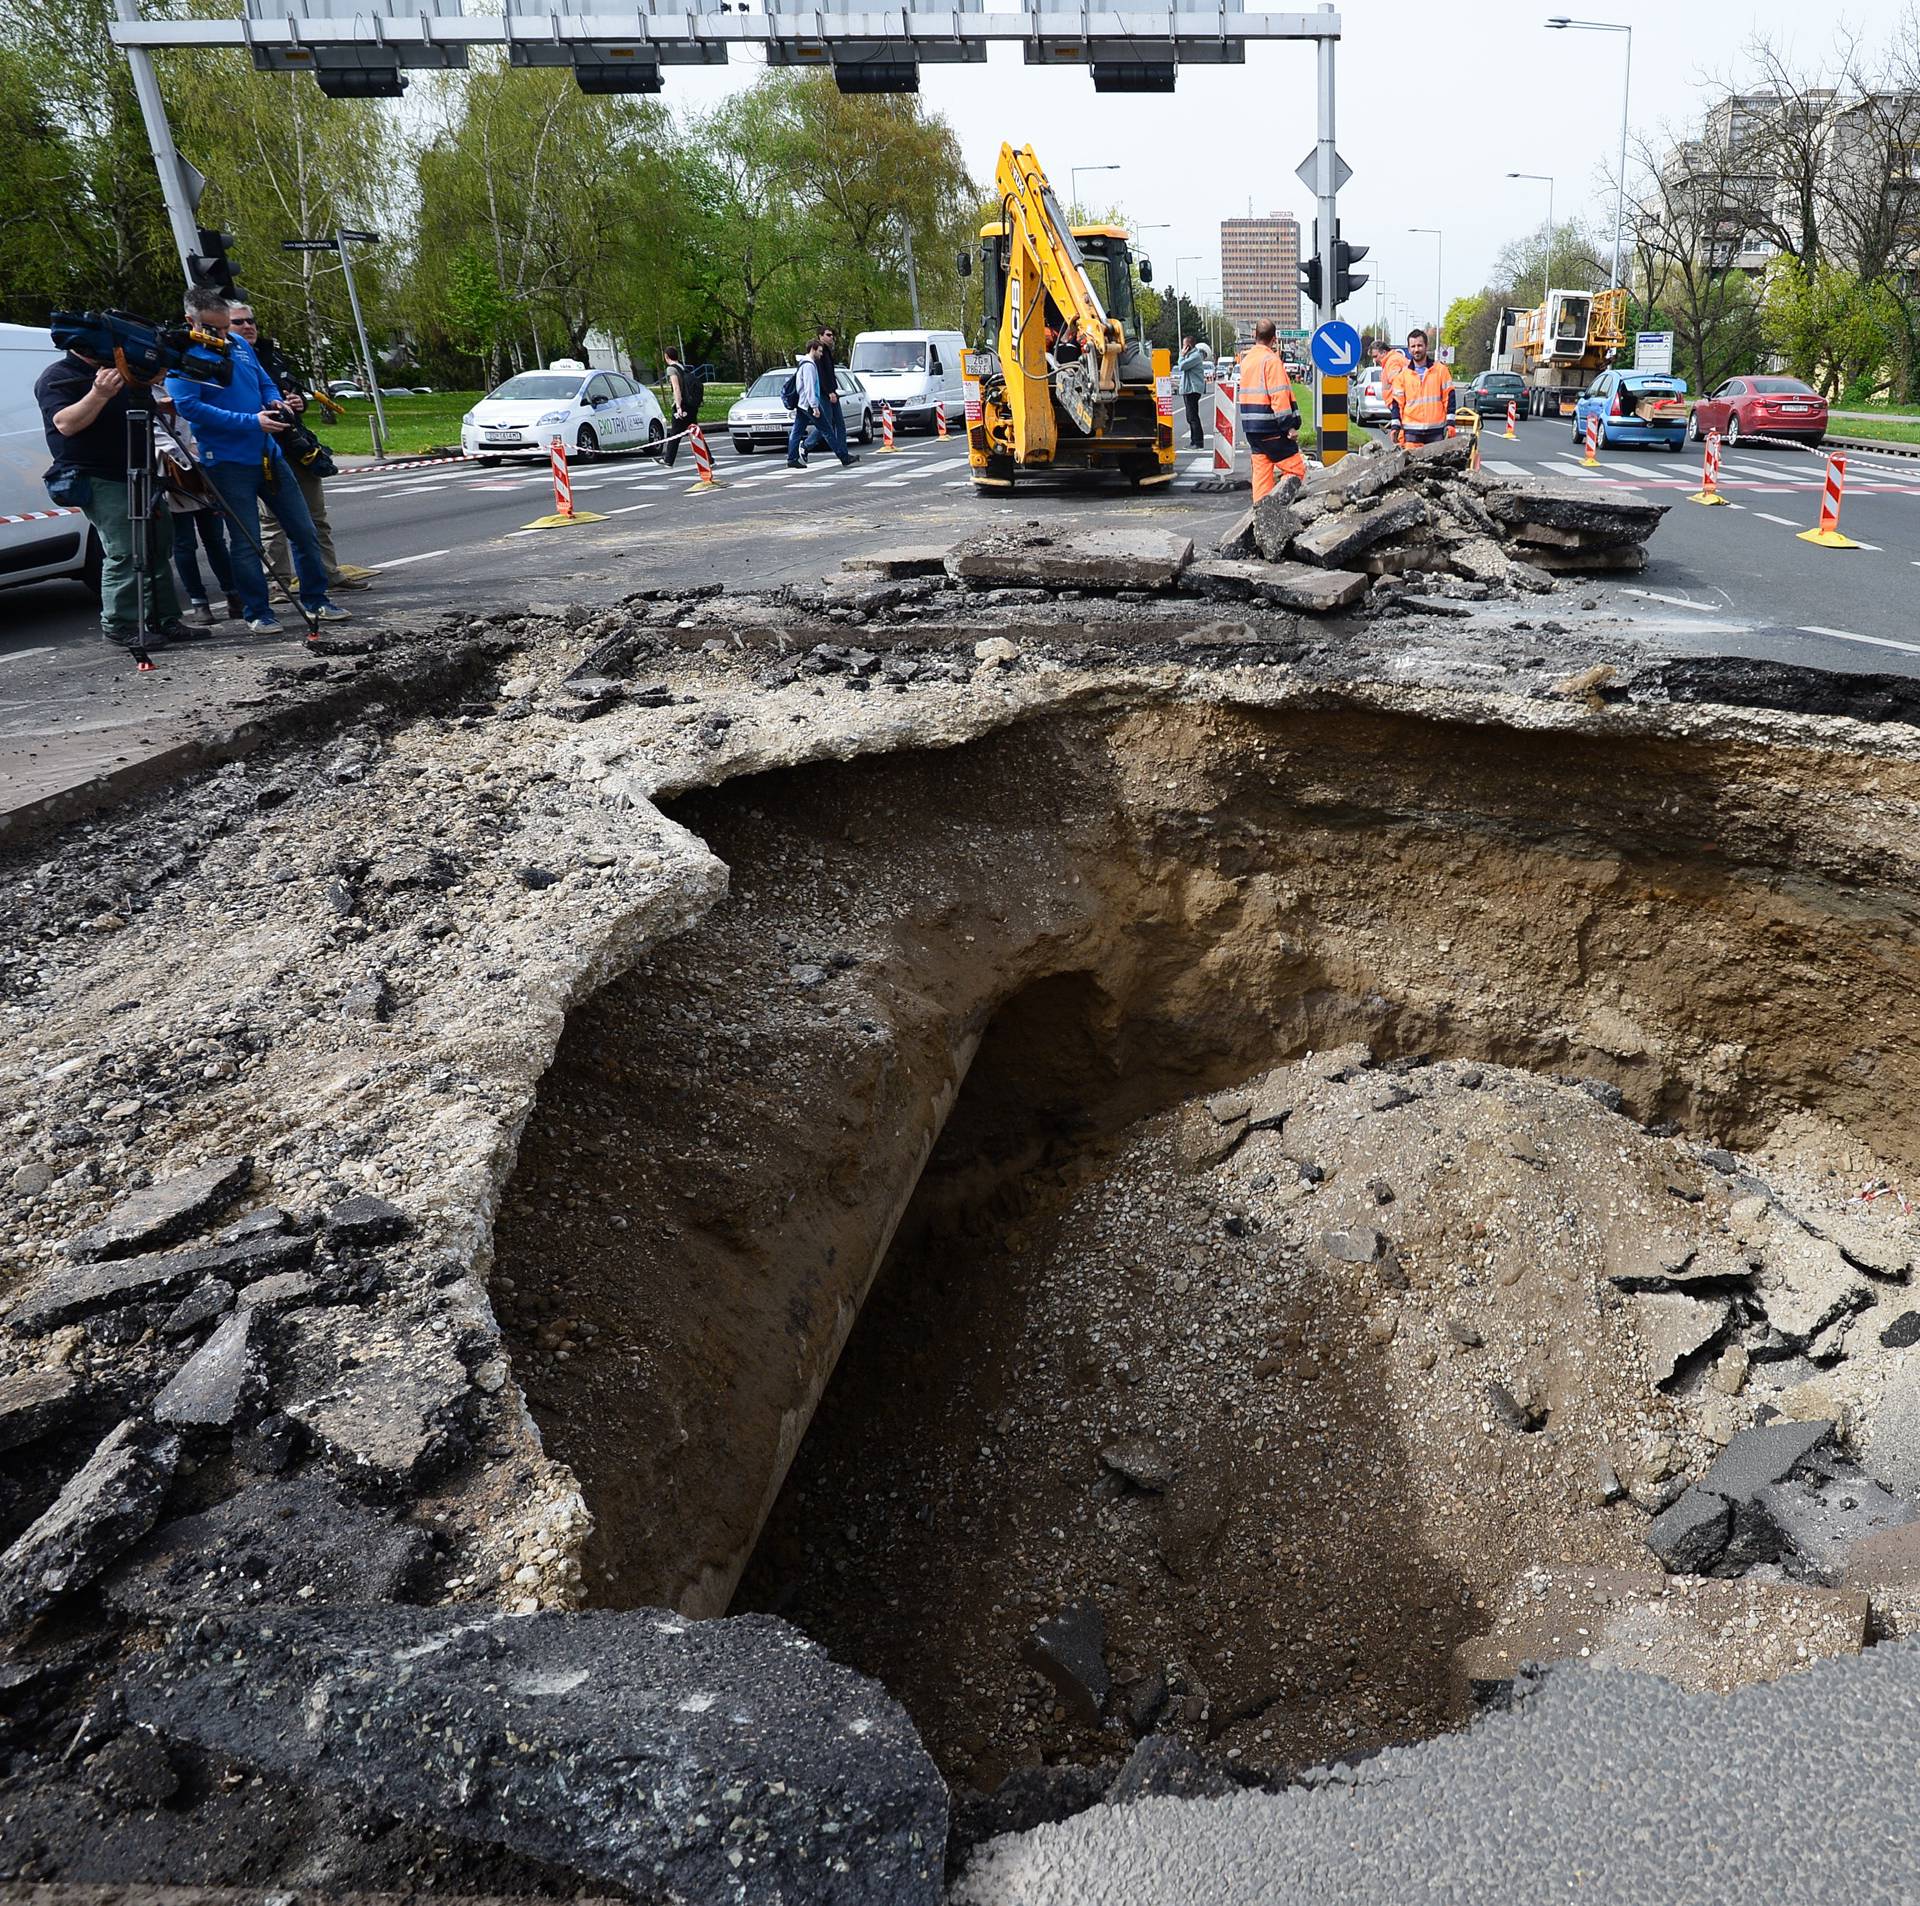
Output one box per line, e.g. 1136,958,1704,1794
1494,286,1627,418
958,142,1175,490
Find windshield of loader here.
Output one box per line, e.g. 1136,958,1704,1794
1075,237,1141,343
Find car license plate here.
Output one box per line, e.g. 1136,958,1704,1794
1780,404,1810,413
484,427,518,439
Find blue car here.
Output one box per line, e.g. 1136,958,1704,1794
1572,370,1690,451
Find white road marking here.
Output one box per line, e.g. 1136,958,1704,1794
865,478,914,487
1621,588,1712,610
944,479,970,488
1851,543,1884,552
604,503,657,517
1798,625,1920,656
367,549,450,570
1484,459,1527,476
1754,512,1800,526
0,646,56,666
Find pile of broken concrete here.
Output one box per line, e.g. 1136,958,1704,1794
1204,436,1669,603
939,438,1669,622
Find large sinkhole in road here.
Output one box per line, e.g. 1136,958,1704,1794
491,697,1920,1785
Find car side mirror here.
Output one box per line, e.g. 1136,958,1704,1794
957,252,973,278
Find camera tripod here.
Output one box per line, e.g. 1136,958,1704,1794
121,385,321,670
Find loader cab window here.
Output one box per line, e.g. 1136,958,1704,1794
979,234,1008,348
1075,237,1143,344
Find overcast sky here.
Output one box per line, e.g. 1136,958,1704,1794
651,0,1907,335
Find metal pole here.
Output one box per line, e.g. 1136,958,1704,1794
115,0,199,282
1546,178,1554,300
1435,234,1442,347
1612,27,1632,288
334,231,387,459
1314,5,1339,322
902,219,923,328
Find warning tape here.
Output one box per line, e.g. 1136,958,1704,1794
0,506,84,527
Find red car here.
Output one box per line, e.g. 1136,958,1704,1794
1688,375,1828,447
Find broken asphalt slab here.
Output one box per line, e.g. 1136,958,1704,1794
124,1605,947,1906
944,527,1194,592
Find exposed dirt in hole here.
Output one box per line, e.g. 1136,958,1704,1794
490,692,1920,1769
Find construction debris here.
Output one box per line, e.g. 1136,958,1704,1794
941,440,1667,620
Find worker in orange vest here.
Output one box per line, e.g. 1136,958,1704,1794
1388,327,1455,450
1372,338,1408,446
1239,318,1306,502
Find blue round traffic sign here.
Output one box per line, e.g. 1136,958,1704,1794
1309,320,1362,376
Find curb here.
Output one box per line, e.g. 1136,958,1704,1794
1826,434,1920,461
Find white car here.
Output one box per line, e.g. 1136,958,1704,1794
1354,366,1393,427
726,367,878,454
462,367,665,463
0,321,99,598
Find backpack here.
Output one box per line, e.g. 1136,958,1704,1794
676,363,706,420
779,370,798,412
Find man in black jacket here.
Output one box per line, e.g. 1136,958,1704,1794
816,326,857,465
35,345,193,654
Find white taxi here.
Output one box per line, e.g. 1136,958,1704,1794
461,361,665,463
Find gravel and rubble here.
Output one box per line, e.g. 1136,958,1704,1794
0,535,1918,1898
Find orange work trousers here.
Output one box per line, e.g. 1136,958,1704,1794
1252,445,1308,501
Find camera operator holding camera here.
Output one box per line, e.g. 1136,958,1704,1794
35,339,197,655
230,305,372,596
166,289,348,637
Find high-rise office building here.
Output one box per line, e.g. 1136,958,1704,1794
1220,210,1302,343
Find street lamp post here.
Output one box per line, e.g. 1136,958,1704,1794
1175,253,1203,341
1409,226,1442,350
1548,18,1632,289
1508,172,1555,302
1070,164,1120,219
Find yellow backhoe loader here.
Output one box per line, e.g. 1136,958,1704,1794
959,142,1176,490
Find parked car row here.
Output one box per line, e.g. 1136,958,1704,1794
461,367,665,464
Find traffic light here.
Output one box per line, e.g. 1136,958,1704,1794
1334,235,1370,306
188,227,242,300
1299,254,1323,312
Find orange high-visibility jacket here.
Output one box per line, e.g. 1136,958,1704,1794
1238,344,1298,449
1377,348,1408,390
1391,359,1454,432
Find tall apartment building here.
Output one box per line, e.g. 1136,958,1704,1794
1220,210,1301,342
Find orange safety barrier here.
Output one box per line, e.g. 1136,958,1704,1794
1797,453,1860,549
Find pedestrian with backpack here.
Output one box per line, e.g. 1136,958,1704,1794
662,346,703,467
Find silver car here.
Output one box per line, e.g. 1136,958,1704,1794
1354,366,1394,427
728,367,877,454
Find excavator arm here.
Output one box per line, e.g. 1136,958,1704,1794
993,142,1126,467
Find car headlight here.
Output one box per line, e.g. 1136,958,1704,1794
536,408,571,425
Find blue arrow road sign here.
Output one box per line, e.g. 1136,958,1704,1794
1310,319,1362,376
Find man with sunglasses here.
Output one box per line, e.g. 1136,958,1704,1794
228,305,373,594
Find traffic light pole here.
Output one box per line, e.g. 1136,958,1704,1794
1314,6,1339,332
114,0,200,284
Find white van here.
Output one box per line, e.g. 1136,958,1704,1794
847,329,966,432
0,321,99,597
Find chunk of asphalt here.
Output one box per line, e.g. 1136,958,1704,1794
1646,1487,1732,1575
153,1310,261,1431
1021,1603,1111,1728
0,1420,180,1629
1697,1419,1836,1502
1753,1474,1917,1587
103,1476,434,1615
321,1194,410,1247
0,1369,86,1453
123,1606,947,1906
12,1232,316,1336
1099,1438,1178,1494
63,1155,253,1263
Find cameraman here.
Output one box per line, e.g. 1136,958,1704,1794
166,289,348,637
35,338,194,654
229,305,372,594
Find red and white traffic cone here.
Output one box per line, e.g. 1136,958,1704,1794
1581,413,1601,467
523,432,607,527
935,404,949,441
1504,400,1518,440
1798,452,1860,548
1689,429,1729,506
1212,371,1238,475
688,424,721,492
879,404,897,453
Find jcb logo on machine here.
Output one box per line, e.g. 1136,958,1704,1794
1009,266,1023,349
1154,373,1174,422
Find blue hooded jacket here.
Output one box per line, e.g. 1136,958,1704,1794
166,333,285,467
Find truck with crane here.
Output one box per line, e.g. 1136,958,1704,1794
958,142,1176,490
1493,286,1628,418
